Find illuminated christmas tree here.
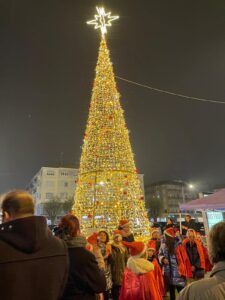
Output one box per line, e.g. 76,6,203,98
73,7,150,237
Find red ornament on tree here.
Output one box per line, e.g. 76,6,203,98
88,213,93,219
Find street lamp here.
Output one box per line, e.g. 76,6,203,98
181,183,195,203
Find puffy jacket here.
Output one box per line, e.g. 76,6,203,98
158,239,192,288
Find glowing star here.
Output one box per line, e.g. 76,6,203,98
87,7,119,36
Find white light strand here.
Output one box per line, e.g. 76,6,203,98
116,76,225,105
87,7,119,36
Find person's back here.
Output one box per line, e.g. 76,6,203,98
0,191,68,300
178,221,225,300
119,241,162,300
57,214,106,300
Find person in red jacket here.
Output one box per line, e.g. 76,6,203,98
119,241,162,300
195,232,213,272
147,240,166,298
183,229,205,282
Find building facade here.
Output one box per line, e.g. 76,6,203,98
27,167,78,215
27,167,145,218
145,180,197,219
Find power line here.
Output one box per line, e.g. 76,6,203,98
116,76,225,105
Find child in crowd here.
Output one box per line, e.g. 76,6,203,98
110,230,128,300
119,241,162,300
149,227,161,256
87,232,105,270
98,230,113,300
147,240,166,298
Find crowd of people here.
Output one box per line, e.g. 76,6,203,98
0,190,225,300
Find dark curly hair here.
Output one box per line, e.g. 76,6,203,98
208,221,225,264
98,230,110,244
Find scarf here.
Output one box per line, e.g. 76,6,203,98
112,241,126,253
65,235,87,249
127,257,154,274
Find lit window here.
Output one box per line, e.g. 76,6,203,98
46,192,53,199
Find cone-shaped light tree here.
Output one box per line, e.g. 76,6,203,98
73,7,150,237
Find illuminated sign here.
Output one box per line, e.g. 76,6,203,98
207,211,224,229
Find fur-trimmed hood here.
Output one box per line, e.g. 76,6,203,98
127,257,154,275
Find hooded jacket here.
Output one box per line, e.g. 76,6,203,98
119,257,162,300
158,238,192,288
0,216,68,300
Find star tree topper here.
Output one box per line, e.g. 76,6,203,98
87,7,119,36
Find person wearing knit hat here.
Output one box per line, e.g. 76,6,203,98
110,230,128,300
87,232,105,271
97,231,113,300
119,241,162,300
182,229,205,283
118,219,134,242
147,241,166,298
149,227,161,256
158,228,192,300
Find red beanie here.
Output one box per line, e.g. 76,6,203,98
112,230,123,239
147,240,156,251
151,227,160,235
164,227,177,238
123,241,146,257
87,232,98,245
119,219,130,228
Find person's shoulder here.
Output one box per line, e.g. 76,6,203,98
48,234,68,253
178,277,217,300
69,246,96,260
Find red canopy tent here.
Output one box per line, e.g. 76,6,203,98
180,188,225,210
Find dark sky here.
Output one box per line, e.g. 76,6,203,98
1,0,225,193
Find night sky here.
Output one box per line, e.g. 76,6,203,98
1,0,225,193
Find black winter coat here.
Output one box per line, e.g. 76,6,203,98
61,240,106,300
0,216,68,300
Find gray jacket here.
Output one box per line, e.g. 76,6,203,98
178,261,225,300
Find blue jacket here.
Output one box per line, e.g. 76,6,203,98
158,238,186,287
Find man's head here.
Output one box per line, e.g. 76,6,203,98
185,214,192,222
1,190,35,222
119,219,130,233
208,221,225,264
